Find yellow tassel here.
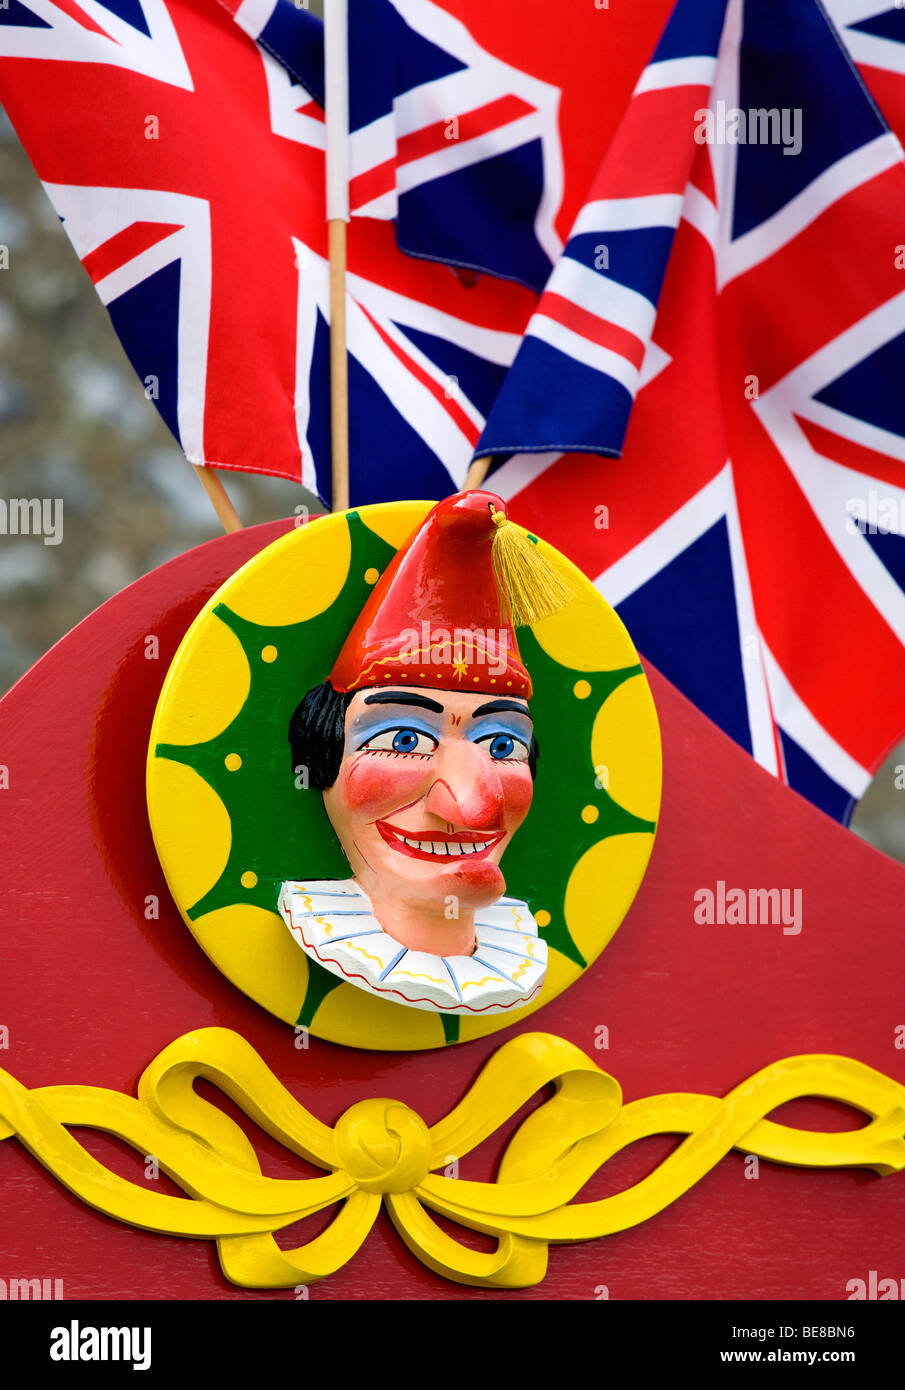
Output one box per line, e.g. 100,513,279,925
489,506,574,626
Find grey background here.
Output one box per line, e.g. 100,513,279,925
0,107,902,863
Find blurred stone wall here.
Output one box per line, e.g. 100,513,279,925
0,106,902,863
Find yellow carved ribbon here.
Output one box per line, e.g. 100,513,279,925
0,1029,902,1290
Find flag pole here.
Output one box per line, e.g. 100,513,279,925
325,0,350,512
193,464,243,532
464,455,491,490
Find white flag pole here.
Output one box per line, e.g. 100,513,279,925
325,0,350,512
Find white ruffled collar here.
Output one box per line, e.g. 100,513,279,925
278,878,547,1015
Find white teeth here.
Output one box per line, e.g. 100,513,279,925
394,832,495,855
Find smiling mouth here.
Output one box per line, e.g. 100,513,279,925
376,821,505,861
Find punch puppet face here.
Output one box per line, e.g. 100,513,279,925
286,487,567,968
322,685,535,955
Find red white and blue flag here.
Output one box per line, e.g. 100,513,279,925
827,2,905,150
227,0,565,291
481,0,905,824
4,0,905,826
0,0,676,501
0,0,539,501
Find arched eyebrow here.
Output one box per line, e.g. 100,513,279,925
362,691,445,714
471,699,531,719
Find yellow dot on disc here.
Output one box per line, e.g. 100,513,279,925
261,645,278,664
581,805,599,824
535,909,551,928
241,871,258,889
225,753,242,772
574,679,592,699
364,568,380,584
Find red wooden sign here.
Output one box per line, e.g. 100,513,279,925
1,519,903,1299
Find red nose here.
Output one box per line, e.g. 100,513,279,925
424,740,504,829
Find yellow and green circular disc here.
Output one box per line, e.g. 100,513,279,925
147,501,662,1051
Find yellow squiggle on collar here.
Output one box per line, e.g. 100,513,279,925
344,941,392,969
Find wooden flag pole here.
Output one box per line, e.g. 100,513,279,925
192,464,243,533
463,455,491,490
325,0,350,513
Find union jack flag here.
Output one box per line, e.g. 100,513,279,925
5,0,905,826
226,0,566,291
827,2,905,149
0,0,537,499
479,0,905,823
0,0,683,500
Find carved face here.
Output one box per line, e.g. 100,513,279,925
322,686,534,916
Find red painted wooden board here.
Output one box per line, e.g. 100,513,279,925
1,519,903,1300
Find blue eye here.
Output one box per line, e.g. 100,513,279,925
392,729,419,753
359,726,437,755
475,731,529,762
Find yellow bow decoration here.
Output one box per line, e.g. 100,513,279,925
1,1029,903,1290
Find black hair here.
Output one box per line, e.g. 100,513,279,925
289,680,539,790
289,681,354,790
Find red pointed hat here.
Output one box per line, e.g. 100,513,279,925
330,490,533,698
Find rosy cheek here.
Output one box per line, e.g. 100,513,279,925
499,765,533,825
342,755,430,816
